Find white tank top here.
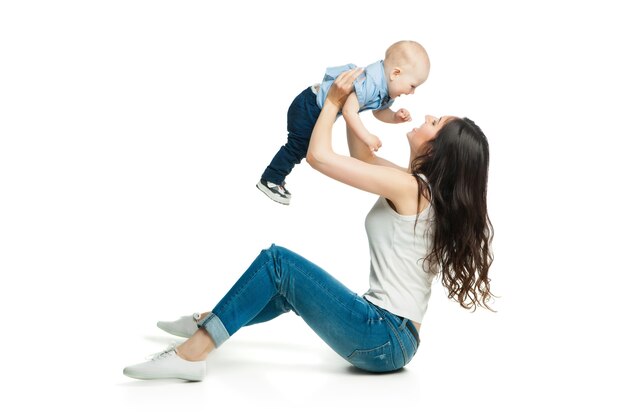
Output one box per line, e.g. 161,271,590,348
363,196,437,323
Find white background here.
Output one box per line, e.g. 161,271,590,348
1,0,624,415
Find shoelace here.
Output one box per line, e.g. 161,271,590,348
147,342,179,361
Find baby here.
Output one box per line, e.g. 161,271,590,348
257,40,430,205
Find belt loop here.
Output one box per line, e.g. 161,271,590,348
399,317,408,331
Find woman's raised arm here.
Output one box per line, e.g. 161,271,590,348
306,68,415,202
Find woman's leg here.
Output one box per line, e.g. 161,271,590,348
176,296,291,360
177,244,400,371
192,295,291,329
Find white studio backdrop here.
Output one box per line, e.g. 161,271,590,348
1,1,624,416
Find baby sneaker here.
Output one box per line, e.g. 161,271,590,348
157,313,202,338
123,344,206,381
256,179,291,205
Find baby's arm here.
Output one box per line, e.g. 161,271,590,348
343,92,382,153
373,108,412,124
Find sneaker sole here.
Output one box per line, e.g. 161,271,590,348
256,182,290,205
123,368,204,382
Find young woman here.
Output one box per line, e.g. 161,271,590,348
123,68,494,380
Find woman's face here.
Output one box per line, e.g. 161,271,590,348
407,115,454,152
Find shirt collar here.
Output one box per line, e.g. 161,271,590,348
370,60,390,101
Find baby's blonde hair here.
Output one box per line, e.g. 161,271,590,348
385,40,429,69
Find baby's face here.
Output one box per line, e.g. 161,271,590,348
388,66,428,99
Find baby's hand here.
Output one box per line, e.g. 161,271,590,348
394,108,412,123
362,133,382,154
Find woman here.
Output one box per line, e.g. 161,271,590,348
123,68,494,381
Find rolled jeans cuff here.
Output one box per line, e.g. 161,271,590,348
197,313,230,348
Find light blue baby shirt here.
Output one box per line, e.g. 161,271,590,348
315,60,394,112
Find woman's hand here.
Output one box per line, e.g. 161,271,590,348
308,67,414,204
325,67,364,108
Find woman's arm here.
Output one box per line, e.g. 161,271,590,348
346,125,407,171
306,68,415,201
343,82,406,170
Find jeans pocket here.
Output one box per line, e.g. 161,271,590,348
347,341,395,373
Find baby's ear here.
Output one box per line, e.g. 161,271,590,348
390,67,401,80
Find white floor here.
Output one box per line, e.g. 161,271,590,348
6,277,623,417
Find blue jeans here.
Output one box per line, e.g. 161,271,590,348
261,87,321,185
198,244,420,373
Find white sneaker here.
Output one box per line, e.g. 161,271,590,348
157,313,201,338
123,345,206,381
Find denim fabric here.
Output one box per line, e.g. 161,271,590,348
198,244,420,373
260,88,321,185
198,313,229,347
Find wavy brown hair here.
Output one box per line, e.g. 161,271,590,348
412,117,495,311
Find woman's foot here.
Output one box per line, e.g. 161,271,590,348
123,345,207,381
157,312,208,338
175,327,216,361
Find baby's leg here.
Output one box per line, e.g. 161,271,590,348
260,133,309,185
261,87,321,185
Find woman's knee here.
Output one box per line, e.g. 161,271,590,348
262,244,302,281
264,243,290,258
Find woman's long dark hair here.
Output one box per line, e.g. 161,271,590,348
411,117,495,311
